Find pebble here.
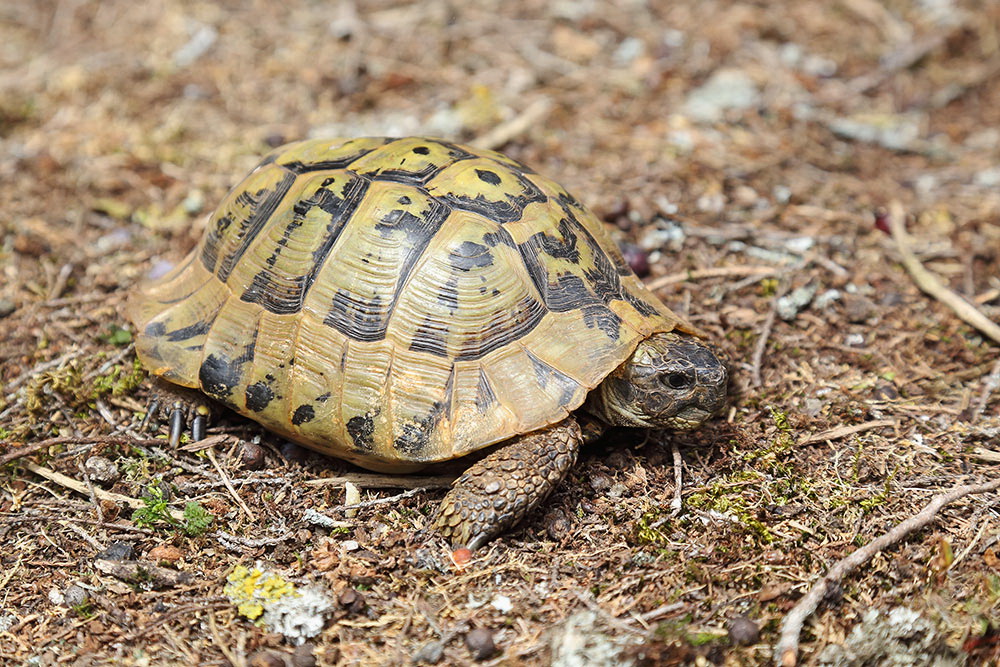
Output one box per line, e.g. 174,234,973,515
465,628,497,661
842,293,877,323
544,512,570,541
148,544,183,564
84,456,120,485
727,614,759,645
96,541,134,561
682,69,760,123
0,298,16,319
413,640,445,664
776,283,818,321
280,441,311,463
589,472,613,493
239,441,267,470
63,584,89,608
620,244,650,277
248,650,285,667
872,383,900,401
292,643,316,667
338,588,367,615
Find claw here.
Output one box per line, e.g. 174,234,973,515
168,403,185,448
191,406,209,442
140,399,160,432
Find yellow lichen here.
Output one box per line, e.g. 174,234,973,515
224,565,300,623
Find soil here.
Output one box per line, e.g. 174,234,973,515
1,2,999,665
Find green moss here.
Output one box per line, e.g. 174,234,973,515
91,357,146,398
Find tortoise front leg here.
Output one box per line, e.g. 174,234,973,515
430,418,583,550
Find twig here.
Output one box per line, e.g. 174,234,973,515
303,473,455,490
21,460,185,521
320,486,429,516
887,201,1000,346
204,447,256,522
471,98,552,151
1,434,170,466
572,590,652,638
970,357,1000,424
208,611,246,667
78,460,105,523
59,520,106,551
751,306,777,388
670,443,683,515
798,419,896,446
774,476,1000,666
647,265,775,291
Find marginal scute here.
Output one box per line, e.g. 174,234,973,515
128,136,690,470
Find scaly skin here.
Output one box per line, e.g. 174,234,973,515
430,418,583,550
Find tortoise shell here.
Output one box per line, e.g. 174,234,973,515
128,137,693,471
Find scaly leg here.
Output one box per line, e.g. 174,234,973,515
430,418,583,550
140,377,211,447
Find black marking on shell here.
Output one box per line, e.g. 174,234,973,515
475,169,502,185
324,198,450,341
482,228,517,249
346,412,376,451
241,271,307,314
325,290,385,342
581,304,622,340
245,381,274,412
412,146,430,155
525,349,579,407
316,392,331,402
280,141,386,173
144,322,167,338
455,296,547,360
200,213,233,273
438,169,547,223
164,319,214,342
198,328,257,403
291,404,315,425
409,316,449,357
394,367,453,455
448,241,493,271
475,369,496,413
215,170,298,282
526,217,580,263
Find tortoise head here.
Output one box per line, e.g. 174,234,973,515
588,331,727,429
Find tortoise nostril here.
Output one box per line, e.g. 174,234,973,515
664,372,692,390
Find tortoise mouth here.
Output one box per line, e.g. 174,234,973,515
662,406,712,430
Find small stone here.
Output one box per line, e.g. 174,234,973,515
96,541,134,561
280,441,310,463
338,588,367,615
620,244,650,278
842,294,876,323
84,456,120,485
342,540,360,552
465,628,497,661
413,640,445,664
873,383,900,401
589,472,613,493
452,547,472,565
265,133,287,148
148,544,183,564
248,650,286,667
0,299,15,319
544,511,570,541
292,643,316,667
63,584,89,608
727,614,759,646
239,441,267,470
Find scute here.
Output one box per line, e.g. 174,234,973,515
128,137,692,471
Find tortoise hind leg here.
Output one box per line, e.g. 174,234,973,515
430,418,583,550
140,377,212,447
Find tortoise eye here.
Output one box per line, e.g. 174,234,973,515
664,372,693,390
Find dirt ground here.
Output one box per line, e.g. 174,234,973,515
2,1,999,665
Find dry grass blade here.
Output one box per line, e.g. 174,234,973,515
303,473,456,489
888,201,1000,345
22,460,186,521
470,98,552,151
647,265,775,291
773,476,1000,666
798,419,896,446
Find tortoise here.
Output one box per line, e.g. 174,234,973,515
127,136,727,549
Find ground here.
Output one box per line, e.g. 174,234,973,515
1,1,999,665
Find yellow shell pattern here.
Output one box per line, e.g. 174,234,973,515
128,137,690,470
